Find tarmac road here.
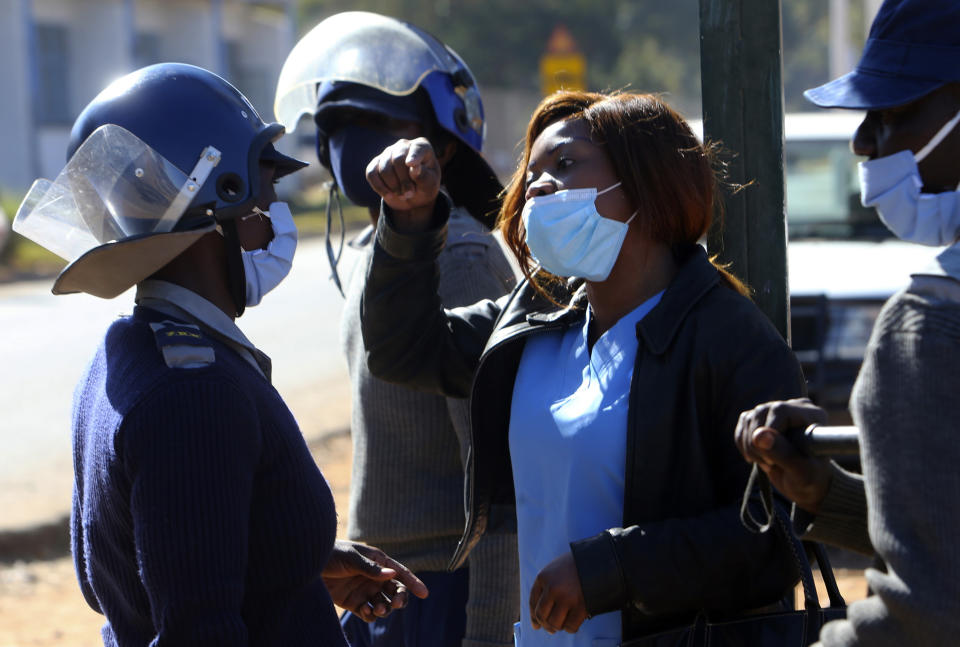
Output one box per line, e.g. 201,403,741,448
0,236,358,532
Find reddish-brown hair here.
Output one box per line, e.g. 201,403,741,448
498,90,748,297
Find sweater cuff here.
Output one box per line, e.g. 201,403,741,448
463,640,514,647
799,463,873,556
570,530,628,617
376,196,451,261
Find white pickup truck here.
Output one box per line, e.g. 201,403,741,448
695,112,942,420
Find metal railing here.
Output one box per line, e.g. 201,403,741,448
788,424,860,456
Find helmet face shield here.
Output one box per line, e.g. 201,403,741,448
14,124,219,262
274,11,480,137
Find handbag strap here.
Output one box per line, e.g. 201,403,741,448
771,501,821,611
740,464,777,533
809,540,846,608
743,466,847,611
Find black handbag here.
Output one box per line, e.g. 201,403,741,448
624,493,847,647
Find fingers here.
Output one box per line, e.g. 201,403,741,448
380,578,410,609
340,586,389,622
750,427,812,491
364,137,439,203
376,555,429,600
528,578,544,629
531,585,556,633
562,607,589,633
378,143,415,198
532,586,587,634
735,398,827,463
751,427,802,466
404,139,435,182
763,397,828,433
734,401,834,513
327,540,396,581
354,543,429,599
336,578,410,622
735,408,760,462
540,600,566,634
529,552,589,634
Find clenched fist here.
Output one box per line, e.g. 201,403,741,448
365,137,442,232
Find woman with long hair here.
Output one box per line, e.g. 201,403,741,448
359,91,805,645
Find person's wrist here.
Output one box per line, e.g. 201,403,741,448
797,462,833,515
391,202,437,232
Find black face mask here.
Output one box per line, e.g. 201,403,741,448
325,125,401,208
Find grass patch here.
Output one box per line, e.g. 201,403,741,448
0,193,373,283
2,234,65,280
0,192,68,281
291,200,373,238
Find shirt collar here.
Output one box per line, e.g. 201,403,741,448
584,290,664,348
135,280,271,380
636,246,721,355
915,241,960,283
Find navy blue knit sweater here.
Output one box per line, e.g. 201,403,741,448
70,306,346,646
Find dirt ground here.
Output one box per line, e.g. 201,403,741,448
0,384,869,645
0,384,355,647
0,430,354,646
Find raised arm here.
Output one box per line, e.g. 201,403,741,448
360,137,507,397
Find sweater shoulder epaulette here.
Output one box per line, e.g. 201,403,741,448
148,320,216,369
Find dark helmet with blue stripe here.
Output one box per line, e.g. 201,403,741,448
70,63,306,227
274,11,501,229
33,63,308,312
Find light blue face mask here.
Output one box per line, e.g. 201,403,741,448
241,201,298,306
859,109,960,246
522,181,637,281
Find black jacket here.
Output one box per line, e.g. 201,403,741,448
361,201,806,639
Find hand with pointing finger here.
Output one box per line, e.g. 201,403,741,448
322,540,429,622
365,137,442,233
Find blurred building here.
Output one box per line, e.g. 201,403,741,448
0,0,296,194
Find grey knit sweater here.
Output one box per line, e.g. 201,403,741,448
812,270,960,647
339,206,520,647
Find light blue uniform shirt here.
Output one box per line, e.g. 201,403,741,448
509,291,663,647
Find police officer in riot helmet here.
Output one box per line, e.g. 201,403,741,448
276,12,519,647
14,62,426,647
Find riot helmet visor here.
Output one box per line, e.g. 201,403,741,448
14,124,219,262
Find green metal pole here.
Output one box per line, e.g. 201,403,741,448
698,0,790,341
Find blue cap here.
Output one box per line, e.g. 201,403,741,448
804,0,960,110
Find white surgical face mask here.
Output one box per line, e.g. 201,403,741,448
859,109,960,246
521,181,637,281
241,201,297,306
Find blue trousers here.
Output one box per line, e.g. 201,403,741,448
341,568,469,647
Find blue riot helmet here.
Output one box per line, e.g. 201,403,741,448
14,63,306,313
274,11,501,229
70,64,306,226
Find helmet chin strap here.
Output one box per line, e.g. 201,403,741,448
220,218,247,318
325,181,346,297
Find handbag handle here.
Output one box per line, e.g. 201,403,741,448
772,501,820,611
743,465,847,612
809,541,846,609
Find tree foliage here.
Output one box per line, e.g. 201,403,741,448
297,0,866,115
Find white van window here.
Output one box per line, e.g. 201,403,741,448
786,139,889,239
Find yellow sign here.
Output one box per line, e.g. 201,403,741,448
540,25,586,96
540,55,586,96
